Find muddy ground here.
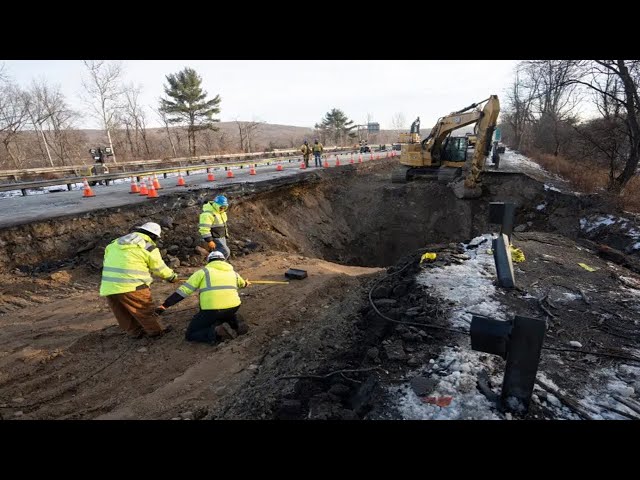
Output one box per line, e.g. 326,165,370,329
1,159,640,420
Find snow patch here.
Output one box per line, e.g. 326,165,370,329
544,184,561,192
536,202,547,211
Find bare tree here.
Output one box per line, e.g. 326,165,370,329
154,107,178,158
0,81,31,168
235,118,265,153
81,60,124,163
564,60,640,193
391,112,406,133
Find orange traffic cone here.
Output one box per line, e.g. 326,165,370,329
139,179,148,195
358,155,363,163
335,156,341,166
276,164,283,171
129,178,140,194
82,178,95,197
300,161,306,169
349,156,354,164
323,158,329,168
207,170,216,182
250,166,257,175
177,172,186,186
147,179,158,198
370,153,374,161
153,174,162,190
226,169,234,178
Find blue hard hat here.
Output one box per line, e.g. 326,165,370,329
213,195,228,207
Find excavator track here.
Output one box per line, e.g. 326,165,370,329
391,165,411,183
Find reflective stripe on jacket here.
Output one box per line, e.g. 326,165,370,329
99,232,175,296
176,260,246,310
198,202,228,240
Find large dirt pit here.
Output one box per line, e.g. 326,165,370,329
1,159,640,420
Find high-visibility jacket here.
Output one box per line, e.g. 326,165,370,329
198,202,228,241
312,142,323,153
99,232,176,296
300,144,311,155
176,260,247,310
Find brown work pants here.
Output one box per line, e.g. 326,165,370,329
105,288,165,337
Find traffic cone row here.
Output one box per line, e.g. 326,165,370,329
129,178,140,194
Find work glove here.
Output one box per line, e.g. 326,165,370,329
168,273,179,283
155,305,167,316
208,240,216,250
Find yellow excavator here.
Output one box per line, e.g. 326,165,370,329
391,95,500,199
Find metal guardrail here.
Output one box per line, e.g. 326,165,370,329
0,146,358,182
0,148,369,195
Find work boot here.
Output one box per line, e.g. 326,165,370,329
214,323,237,342
235,315,249,335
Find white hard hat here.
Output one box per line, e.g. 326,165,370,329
207,251,225,262
138,222,162,238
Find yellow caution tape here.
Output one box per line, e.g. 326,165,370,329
578,263,597,272
420,252,437,263
509,245,526,263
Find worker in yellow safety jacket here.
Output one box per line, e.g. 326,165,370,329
300,139,311,168
99,222,179,338
156,251,250,344
312,139,324,167
198,195,230,259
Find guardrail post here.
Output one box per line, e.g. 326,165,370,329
163,173,167,179
21,188,27,196
186,170,190,176
67,184,72,191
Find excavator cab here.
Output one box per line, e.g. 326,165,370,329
441,136,469,162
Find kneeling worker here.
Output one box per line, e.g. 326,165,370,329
156,251,250,344
99,222,178,338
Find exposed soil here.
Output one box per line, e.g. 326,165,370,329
1,159,640,420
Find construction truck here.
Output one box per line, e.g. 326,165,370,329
391,95,500,199
86,147,112,186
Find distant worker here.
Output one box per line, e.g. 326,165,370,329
156,251,250,344
199,195,231,260
99,222,178,338
312,139,324,167
300,139,311,168
410,117,420,135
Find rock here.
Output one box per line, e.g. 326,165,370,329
514,224,527,232
167,257,180,268
392,283,409,297
137,347,148,353
194,246,209,256
171,417,181,421
245,242,260,250
402,332,417,342
569,341,583,348
366,347,379,361
247,364,258,370
14,411,24,417
180,411,193,420
49,271,72,283
193,407,208,420
167,244,179,253
12,397,24,404
159,217,174,228
371,285,392,299
407,357,420,367
374,298,398,307
405,307,422,317
383,339,407,361
410,376,437,396
328,384,351,398
612,385,634,397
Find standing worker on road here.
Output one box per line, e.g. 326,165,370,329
156,251,251,344
99,222,179,338
199,195,231,260
312,139,324,167
300,139,311,168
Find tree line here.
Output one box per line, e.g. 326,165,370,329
501,60,640,196
0,62,374,171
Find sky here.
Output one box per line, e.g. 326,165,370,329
0,60,521,130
